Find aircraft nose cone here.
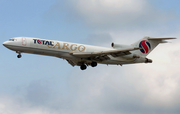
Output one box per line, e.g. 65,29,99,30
3,41,8,47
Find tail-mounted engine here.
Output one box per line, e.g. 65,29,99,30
111,43,133,49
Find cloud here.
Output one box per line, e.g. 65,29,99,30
25,80,52,106
47,0,176,30
86,32,113,46
0,95,56,114
69,0,146,23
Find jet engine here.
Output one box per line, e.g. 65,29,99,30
111,43,133,49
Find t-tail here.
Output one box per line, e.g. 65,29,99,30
131,36,176,57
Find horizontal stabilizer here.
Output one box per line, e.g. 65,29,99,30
148,37,176,43
148,37,176,40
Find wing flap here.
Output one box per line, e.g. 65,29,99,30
66,59,76,67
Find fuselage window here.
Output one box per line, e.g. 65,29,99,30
9,39,15,41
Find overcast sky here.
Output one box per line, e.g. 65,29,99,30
1,0,180,114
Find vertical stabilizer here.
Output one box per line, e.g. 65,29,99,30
131,37,176,57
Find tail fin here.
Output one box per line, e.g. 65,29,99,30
131,36,176,57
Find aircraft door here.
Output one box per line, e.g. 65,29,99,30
22,37,27,46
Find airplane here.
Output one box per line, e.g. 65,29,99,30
3,37,176,70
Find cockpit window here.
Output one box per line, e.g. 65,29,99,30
9,39,15,41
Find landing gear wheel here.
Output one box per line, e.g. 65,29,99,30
17,54,22,58
80,65,87,70
91,62,97,67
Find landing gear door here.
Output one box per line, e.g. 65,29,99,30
22,37,27,46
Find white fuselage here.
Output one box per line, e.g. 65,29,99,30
3,37,146,65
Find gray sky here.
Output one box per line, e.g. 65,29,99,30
1,0,180,114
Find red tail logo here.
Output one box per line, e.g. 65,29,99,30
139,40,151,54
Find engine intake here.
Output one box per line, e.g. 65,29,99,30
111,43,133,49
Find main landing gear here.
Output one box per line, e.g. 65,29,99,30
80,62,97,70
91,62,97,67
80,64,87,70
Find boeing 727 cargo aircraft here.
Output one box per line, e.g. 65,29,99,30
3,37,176,70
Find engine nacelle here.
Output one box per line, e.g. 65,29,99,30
111,43,133,49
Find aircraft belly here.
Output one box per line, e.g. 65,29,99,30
3,45,23,52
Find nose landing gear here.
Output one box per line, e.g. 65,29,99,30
16,51,22,58
17,54,22,58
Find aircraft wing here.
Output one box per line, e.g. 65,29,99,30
70,47,140,61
